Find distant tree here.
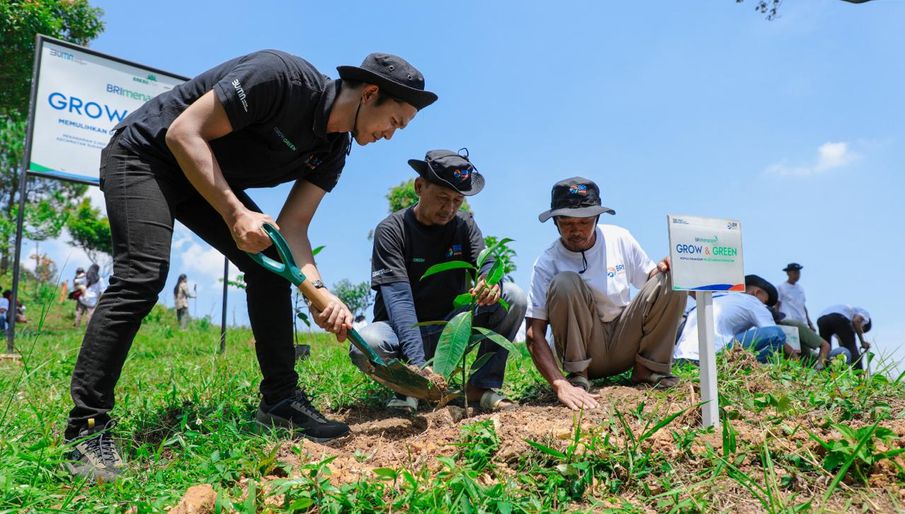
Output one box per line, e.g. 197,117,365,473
0,0,105,116
66,198,111,264
332,279,372,318
0,1,105,274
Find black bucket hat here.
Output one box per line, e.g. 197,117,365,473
408,148,484,196
745,274,778,307
337,53,438,110
538,177,615,223
782,262,803,272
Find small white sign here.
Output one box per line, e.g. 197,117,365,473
667,214,745,292
779,325,801,352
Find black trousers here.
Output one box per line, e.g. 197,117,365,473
66,132,297,438
817,313,863,370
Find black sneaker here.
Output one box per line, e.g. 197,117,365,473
65,419,123,483
256,390,350,442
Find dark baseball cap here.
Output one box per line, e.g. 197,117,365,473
538,177,615,223
408,148,485,196
782,262,803,272
337,53,438,110
745,274,778,307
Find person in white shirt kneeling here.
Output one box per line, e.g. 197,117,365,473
524,177,688,411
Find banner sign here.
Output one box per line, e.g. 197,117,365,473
667,214,745,292
26,36,186,183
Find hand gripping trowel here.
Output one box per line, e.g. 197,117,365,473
247,224,447,402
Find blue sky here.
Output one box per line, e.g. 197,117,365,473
27,1,904,362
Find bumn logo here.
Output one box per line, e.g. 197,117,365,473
232,79,249,112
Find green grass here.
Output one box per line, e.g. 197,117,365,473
1,277,905,513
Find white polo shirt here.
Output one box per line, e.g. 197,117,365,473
777,281,808,324
674,292,776,361
526,224,655,323
820,304,871,325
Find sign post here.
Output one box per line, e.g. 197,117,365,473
668,215,745,428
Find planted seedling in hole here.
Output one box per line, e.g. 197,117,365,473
418,237,518,417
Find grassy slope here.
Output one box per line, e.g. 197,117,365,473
1,279,904,513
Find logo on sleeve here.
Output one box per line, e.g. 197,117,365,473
446,244,463,258
231,79,249,112
606,263,625,278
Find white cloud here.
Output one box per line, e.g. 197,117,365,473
765,141,859,177
176,242,240,283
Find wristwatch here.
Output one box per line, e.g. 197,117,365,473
310,279,326,289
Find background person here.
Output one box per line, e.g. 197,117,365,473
777,262,815,330
173,274,195,330
674,275,791,363
524,177,687,411
76,264,106,326
817,305,872,370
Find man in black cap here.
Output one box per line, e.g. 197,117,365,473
777,262,815,330
524,177,687,411
65,50,437,482
351,150,527,412
675,275,793,363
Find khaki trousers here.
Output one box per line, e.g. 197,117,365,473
546,271,687,378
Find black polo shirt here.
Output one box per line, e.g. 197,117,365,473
114,50,350,192
371,207,487,323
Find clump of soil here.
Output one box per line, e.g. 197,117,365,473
167,484,216,514
407,364,449,392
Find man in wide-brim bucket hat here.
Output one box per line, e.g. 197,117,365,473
352,149,526,413
524,177,688,411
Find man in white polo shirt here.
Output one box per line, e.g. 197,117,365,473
524,177,687,410
777,262,814,330
674,275,792,363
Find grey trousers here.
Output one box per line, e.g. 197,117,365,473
546,271,687,379
350,282,527,390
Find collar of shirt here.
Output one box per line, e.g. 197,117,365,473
312,79,352,156
313,79,341,138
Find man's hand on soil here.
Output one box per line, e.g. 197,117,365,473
229,210,277,253
553,379,599,411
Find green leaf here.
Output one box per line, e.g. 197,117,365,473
468,352,496,376
421,261,477,281
473,327,519,355
525,439,566,460
477,237,514,269
498,298,510,311
372,467,398,480
433,312,473,378
639,406,691,443
453,292,474,309
312,245,325,256
486,259,505,286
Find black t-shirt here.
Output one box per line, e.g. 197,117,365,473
114,50,350,192
372,208,487,323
